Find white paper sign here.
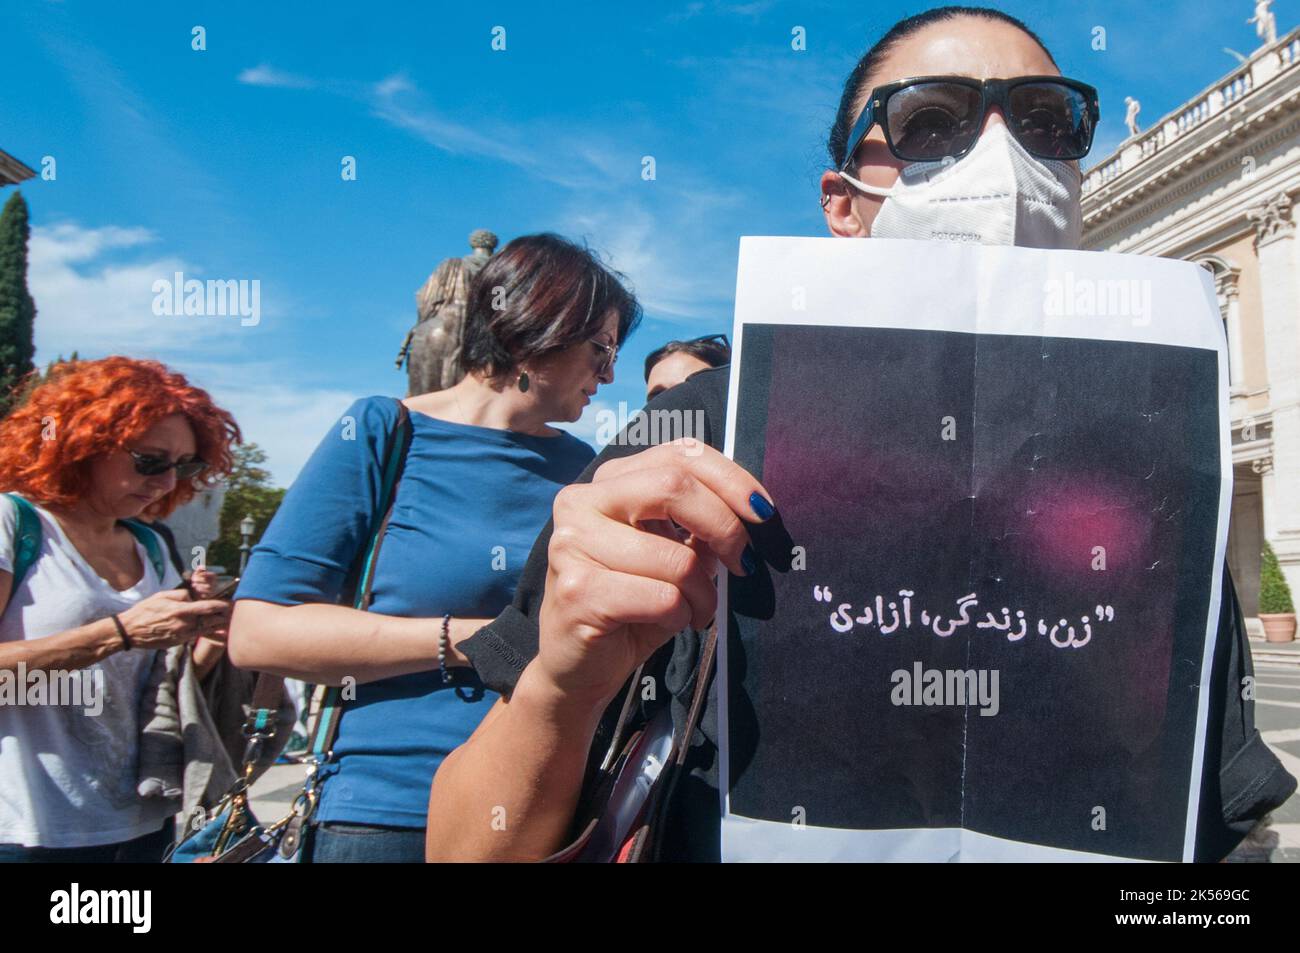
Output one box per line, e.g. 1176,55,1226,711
719,237,1231,862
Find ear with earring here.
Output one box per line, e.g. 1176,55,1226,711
516,369,530,393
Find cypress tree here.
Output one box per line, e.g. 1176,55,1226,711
0,190,36,418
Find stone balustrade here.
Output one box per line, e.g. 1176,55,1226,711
1082,26,1300,196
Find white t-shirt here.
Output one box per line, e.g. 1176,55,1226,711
0,497,181,848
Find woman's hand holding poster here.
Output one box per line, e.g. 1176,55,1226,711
719,237,1231,862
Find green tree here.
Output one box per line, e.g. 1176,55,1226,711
209,443,286,572
1260,541,1295,614
0,191,37,418
0,351,81,416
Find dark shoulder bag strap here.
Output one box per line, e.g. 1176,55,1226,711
633,623,716,863
116,519,167,581
136,518,187,579
202,406,412,862
307,400,414,759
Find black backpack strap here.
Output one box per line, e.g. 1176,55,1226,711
3,493,43,616
141,518,188,579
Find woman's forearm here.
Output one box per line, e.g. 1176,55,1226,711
426,662,610,862
190,637,226,681
228,599,490,684
0,616,125,674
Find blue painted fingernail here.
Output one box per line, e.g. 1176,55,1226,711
740,545,758,577
749,492,774,521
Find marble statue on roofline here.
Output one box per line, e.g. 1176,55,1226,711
396,228,499,395
1124,97,1141,138
1249,0,1278,47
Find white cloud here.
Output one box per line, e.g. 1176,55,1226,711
667,0,776,21
235,66,746,325
237,64,315,89
183,363,358,485
42,31,228,218
29,222,155,263
27,222,236,359
26,221,341,485
373,74,413,98
240,67,562,181
560,197,738,322
369,77,518,164
366,75,621,190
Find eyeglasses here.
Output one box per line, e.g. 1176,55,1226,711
688,333,729,348
839,75,1099,168
129,450,208,480
590,339,618,376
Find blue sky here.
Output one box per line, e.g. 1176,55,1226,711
1,0,1277,483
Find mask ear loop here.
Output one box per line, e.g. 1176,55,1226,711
837,169,895,198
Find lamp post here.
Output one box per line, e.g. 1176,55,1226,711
239,515,255,574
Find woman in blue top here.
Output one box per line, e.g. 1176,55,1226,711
229,233,640,862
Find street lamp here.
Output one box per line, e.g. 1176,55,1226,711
239,515,256,574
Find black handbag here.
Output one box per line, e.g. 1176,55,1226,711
545,624,716,863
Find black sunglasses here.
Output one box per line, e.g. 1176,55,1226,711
840,75,1100,168
688,333,729,348
129,450,208,480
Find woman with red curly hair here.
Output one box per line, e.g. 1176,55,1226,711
0,356,238,862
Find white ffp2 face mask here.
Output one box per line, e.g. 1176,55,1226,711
838,123,1083,249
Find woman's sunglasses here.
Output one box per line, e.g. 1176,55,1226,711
590,339,619,376
839,75,1100,168
129,450,208,480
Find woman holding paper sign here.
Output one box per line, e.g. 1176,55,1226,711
427,6,1293,862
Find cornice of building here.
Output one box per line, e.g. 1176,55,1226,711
1081,25,1300,231
0,149,37,186
1082,124,1300,256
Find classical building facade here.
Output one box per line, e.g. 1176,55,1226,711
1081,22,1300,632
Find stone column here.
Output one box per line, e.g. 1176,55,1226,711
1249,191,1300,599
1224,278,1245,393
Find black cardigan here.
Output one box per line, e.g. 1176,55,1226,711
462,365,1295,861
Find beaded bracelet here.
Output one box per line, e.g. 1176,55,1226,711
439,613,451,684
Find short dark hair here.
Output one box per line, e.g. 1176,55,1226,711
644,335,731,382
827,6,1059,171
460,233,642,378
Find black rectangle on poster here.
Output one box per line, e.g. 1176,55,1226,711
726,322,1221,861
